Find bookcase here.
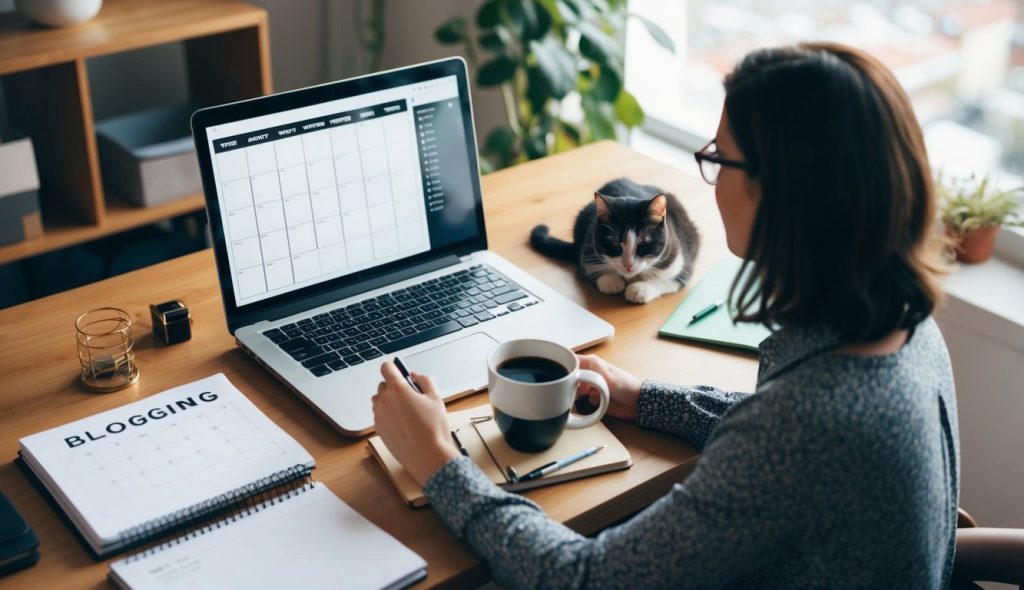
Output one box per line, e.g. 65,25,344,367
0,0,271,265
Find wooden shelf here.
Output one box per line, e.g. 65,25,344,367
0,193,206,265
0,0,271,266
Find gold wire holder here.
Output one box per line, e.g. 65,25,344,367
75,307,139,392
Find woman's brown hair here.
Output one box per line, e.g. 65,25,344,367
724,42,947,343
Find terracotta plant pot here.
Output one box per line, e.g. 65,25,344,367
946,223,1001,264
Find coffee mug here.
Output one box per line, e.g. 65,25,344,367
487,339,610,452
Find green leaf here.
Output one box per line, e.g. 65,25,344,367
553,120,581,152
507,0,552,40
479,157,497,175
526,66,550,115
629,13,675,53
484,126,517,155
529,37,577,99
477,56,518,86
477,0,502,28
435,17,468,45
578,21,622,66
523,128,549,159
583,97,616,140
614,89,644,127
592,64,621,102
478,25,513,52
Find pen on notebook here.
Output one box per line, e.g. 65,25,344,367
688,299,724,325
393,357,421,393
450,429,470,456
517,445,606,483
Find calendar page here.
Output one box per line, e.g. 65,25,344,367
19,374,314,546
203,75,477,308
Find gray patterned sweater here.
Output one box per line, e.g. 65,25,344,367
423,318,960,589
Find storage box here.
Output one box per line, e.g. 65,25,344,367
0,128,42,246
95,104,201,207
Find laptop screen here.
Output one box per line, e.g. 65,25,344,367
201,72,480,308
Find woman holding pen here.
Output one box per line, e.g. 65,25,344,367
373,43,958,589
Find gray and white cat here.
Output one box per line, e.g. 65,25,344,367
530,178,699,304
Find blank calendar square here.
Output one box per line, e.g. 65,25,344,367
274,136,305,168
251,171,282,204
302,131,333,161
319,243,347,272
391,168,416,198
357,120,385,149
398,222,424,251
306,159,335,191
279,165,309,197
314,215,344,247
223,178,253,211
246,142,278,175
288,222,318,254
227,207,258,240
283,194,313,225
334,152,362,185
372,229,399,258
338,181,367,211
232,236,263,269
365,175,392,205
292,251,320,282
255,201,286,232
383,115,408,144
369,203,396,232
342,208,371,238
260,229,290,261
216,149,249,181
311,187,341,219
346,235,373,266
236,266,267,298
394,196,419,226
360,146,388,178
387,141,413,171
264,259,294,290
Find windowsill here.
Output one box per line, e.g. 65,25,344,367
941,234,1024,352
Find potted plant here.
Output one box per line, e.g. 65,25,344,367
435,0,674,172
939,173,1024,263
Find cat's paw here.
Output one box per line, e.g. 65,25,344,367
596,274,626,294
625,281,662,304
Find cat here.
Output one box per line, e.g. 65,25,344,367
530,178,700,304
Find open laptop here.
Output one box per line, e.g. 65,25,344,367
191,57,613,436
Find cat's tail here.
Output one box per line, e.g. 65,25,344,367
530,225,576,261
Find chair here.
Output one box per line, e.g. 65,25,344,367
952,508,1024,590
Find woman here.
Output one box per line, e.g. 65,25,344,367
373,43,958,589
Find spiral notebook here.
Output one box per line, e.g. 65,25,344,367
368,405,632,507
108,481,426,590
16,374,318,558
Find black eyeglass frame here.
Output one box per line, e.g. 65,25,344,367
693,139,749,184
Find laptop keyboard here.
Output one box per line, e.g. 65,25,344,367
259,264,537,377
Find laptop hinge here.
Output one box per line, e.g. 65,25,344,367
245,254,463,327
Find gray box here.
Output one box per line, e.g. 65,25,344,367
0,128,42,246
96,104,201,207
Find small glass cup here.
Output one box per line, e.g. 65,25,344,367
75,307,139,392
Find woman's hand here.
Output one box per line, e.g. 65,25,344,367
372,361,460,487
577,354,642,421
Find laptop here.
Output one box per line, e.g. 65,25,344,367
191,57,613,436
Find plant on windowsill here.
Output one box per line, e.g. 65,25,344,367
435,0,674,172
939,173,1024,264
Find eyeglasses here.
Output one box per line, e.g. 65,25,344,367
693,139,749,185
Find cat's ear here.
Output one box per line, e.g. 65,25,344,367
647,194,668,224
594,192,613,221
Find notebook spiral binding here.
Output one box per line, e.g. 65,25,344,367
118,463,313,560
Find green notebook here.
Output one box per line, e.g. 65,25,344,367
659,256,772,352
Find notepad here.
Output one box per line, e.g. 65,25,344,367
108,482,426,590
659,256,773,352
368,405,632,508
17,374,315,558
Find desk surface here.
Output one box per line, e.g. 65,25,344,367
0,141,758,589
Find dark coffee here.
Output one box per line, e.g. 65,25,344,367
494,408,569,452
496,356,569,384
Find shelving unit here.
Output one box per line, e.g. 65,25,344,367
0,0,271,266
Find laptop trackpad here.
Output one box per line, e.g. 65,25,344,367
404,332,498,399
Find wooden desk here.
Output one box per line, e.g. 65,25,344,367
0,141,758,589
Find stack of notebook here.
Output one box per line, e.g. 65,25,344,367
17,374,426,589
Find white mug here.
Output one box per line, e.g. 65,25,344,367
487,339,610,452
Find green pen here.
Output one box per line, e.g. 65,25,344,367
688,300,724,325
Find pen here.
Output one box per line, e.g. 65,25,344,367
393,356,421,393
688,299,724,325
450,429,470,456
516,445,606,483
